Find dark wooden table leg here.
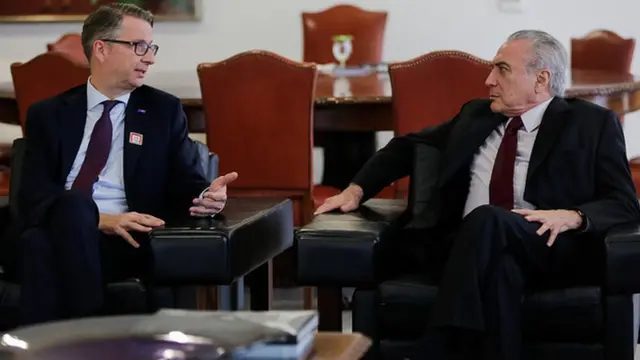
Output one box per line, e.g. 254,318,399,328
317,286,343,331
250,260,273,310
197,286,217,309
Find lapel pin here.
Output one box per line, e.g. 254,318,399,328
129,132,143,146
137,109,146,114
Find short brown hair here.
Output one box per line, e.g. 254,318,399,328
81,3,154,60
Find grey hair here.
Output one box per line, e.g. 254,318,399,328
81,3,154,60
507,30,568,96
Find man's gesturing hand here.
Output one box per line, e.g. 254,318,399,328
511,209,583,247
99,212,165,248
314,184,364,215
190,172,239,217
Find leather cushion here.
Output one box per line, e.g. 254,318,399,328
296,199,406,287
0,278,147,331
0,278,20,331
603,223,640,294
150,198,293,285
375,275,603,343
102,279,148,315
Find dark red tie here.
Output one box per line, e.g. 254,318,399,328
489,116,523,210
72,100,118,195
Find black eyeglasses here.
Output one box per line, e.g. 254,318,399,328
100,39,159,56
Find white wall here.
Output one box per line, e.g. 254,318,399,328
1,0,640,162
3,0,640,71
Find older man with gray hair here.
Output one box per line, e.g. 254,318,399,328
315,30,640,359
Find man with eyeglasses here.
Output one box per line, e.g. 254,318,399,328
14,3,238,325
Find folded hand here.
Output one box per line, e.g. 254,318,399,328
511,208,582,247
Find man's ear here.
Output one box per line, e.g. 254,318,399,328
93,40,107,62
535,69,551,93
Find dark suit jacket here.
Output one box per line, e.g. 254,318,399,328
352,97,640,235
19,84,210,225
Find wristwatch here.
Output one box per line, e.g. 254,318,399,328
573,209,588,232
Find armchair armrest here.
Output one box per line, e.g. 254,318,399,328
149,198,293,286
605,222,640,294
295,199,407,287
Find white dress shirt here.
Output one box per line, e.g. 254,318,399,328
463,97,554,217
64,79,131,214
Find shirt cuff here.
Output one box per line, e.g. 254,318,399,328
194,187,216,218
199,187,209,199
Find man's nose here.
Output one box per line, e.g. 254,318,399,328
142,51,155,65
485,70,496,87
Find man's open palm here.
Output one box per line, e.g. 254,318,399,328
190,172,238,217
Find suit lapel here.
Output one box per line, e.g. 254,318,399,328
438,113,506,187
526,97,570,183
60,88,88,181
123,90,147,190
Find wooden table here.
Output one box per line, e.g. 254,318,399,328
311,332,371,360
1,68,640,131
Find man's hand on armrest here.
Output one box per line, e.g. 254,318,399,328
99,212,165,248
314,184,364,215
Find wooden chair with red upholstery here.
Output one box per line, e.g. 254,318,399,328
197,50,341,309
302,4,388,201
11,52,90,132
571,29,635,74
571,30,640,195
4,52,90,198
46,33,89,66
387,50,492,199
301,4,387,66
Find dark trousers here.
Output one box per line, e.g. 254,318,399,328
19,191,151,325
396,205,601,360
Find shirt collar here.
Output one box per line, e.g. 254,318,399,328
86,77,131,111
513,97,554,133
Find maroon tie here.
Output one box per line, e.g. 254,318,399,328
72,100,118,195
489,116,523,210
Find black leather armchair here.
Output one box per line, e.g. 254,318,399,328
0,137,219,331
296,144,640,360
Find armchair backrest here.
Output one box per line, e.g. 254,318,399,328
46,33,88,67
192,140,218,182
404,142,442,229
11,52,90,132
8,139,25,223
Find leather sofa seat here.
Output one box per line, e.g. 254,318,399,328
373,275,602,343
297,197,640,360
